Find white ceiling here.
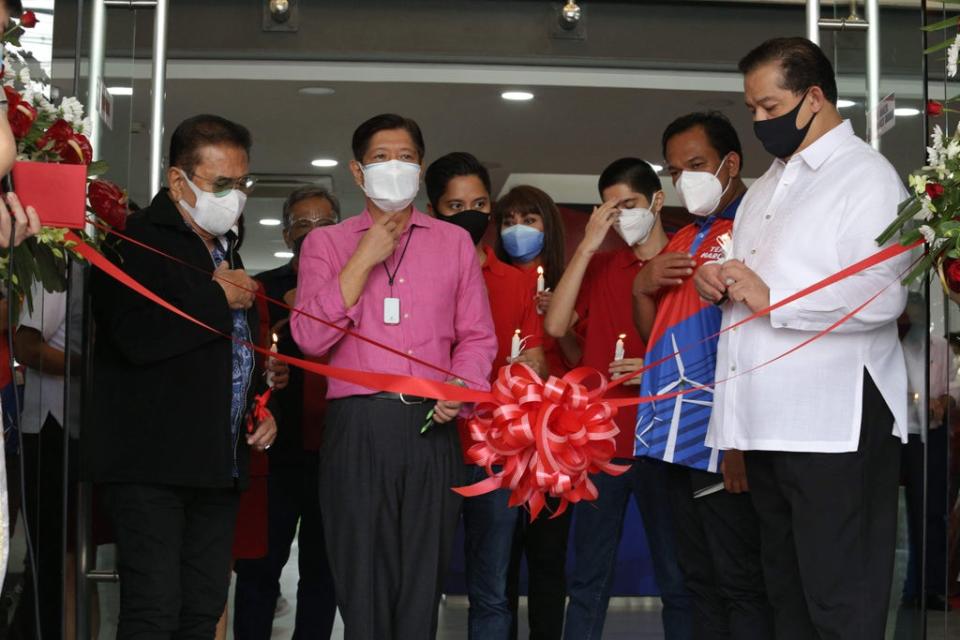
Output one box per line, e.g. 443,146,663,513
56,61,928,273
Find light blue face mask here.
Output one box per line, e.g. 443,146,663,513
501,224,545,263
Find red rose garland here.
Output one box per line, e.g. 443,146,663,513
455,363,630,519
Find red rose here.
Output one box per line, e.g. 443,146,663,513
7,98,36,139
927,182,945,200
19,12,38,28
946,258,960,293
38,119,92,165
928,100,944,117
88,179,129,231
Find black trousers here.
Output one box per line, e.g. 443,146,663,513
234,457,337,639
668,465,774,640
320,396,466,640
101,483,240,640
507,501,572,640
745,373,900,640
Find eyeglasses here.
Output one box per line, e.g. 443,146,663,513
190,173,258,196
288,217,337,231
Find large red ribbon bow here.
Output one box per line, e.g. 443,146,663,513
454,363,631,519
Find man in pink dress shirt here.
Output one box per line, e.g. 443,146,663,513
291,113,497,640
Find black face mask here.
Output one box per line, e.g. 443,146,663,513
442,209,490,245
753,91,816,159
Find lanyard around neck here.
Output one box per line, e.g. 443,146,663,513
382,226,415,287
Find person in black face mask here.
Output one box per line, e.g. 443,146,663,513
425,152,546,640
693,38,913,639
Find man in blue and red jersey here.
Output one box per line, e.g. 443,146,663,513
547,158,692,640
634,111,773,639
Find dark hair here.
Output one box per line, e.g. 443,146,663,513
493,186,566,288
661,111,744,165
4,0,22,16
424,152,492,209
282,186,341,228
738,37,838,105
351,113,425,162
598,158,662,200
169,114,252,176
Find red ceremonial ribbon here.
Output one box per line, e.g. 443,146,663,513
69,226,922,512
246,388,272,434
86,220,481,387
453,363,630,520
67,232,489,405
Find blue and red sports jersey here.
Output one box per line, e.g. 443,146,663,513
634,195,742,472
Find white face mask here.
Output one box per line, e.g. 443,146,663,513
177,169,247,237
361,160,421,213
615,207,657,246
676,154,732,217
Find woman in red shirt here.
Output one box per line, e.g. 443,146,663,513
493,186,578,640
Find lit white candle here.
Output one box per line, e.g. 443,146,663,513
536,266,545,294
614,333,626,362
510,329,522,361
266,332,279,388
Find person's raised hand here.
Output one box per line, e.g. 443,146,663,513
579,198,620,255
693,262,726,304
214,262,257,310
633,252,697,297
247,413,277,452
722,260,770,314
609,357,644,386
354,216,403,269
0,192,41,249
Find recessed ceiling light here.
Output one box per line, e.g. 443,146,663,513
649,163,664,173
895,107,921,117
259,218,282,227
311,158,338,168
108,87,133,96
502,91,534,102
274,251,294,259
837,99,856,108
298,87,336,96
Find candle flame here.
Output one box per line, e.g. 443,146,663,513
618,333,626,340
515,328,521,335
272,332,278,344
537,266,544,275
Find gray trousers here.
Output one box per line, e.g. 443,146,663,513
320,395,466,640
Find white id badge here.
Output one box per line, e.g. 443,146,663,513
384,297,401,325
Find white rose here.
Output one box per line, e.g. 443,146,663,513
920,225,937,244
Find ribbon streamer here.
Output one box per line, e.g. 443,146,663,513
454,363,630,520
69,228,921,511
86,220,480,387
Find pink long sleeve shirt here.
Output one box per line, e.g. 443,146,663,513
291,208,497,399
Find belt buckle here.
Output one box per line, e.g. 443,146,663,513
399,393,423,405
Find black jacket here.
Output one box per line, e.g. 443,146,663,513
255,262,302,467
85,190,258,488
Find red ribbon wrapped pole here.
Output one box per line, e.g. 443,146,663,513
454,363,631,520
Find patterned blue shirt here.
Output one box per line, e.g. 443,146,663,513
211,242,254,477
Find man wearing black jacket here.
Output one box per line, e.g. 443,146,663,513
234,186,340,639
87,114,276,638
